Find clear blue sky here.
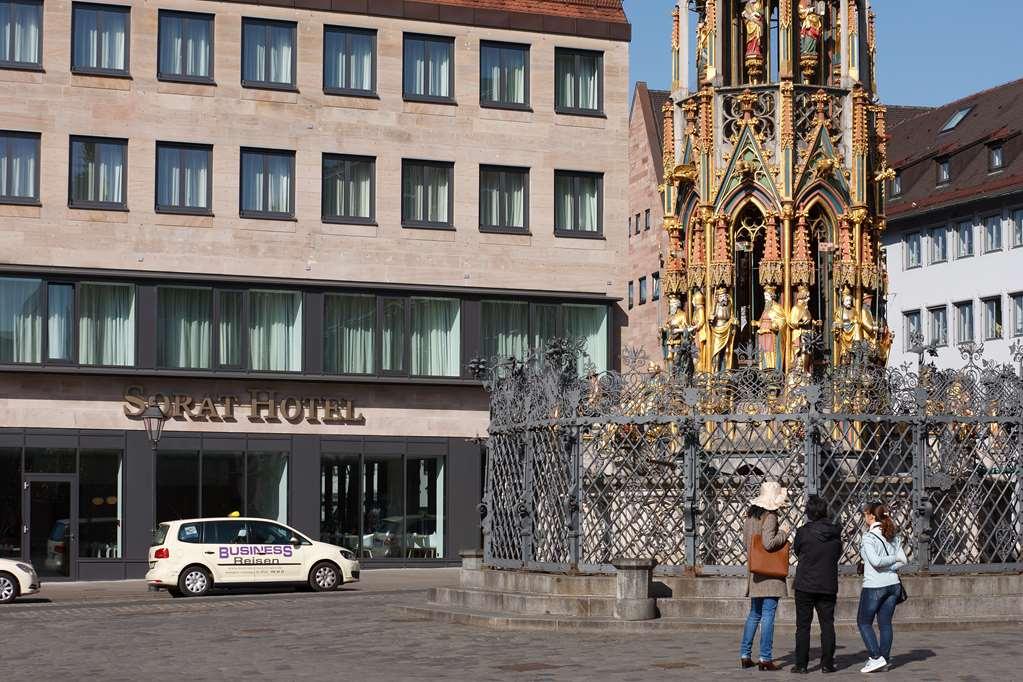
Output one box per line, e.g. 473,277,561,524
624,0,1023,106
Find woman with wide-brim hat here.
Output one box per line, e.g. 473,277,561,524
739,481,790,671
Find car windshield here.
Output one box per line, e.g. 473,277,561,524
152,524,170,546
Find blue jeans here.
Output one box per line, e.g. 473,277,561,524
740,597,779,662
857,584,901,660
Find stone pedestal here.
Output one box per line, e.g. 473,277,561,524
612,557,657,621
459,549,484,571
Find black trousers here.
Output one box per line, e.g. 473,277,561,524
794,589,837,668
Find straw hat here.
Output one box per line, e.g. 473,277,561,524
750,481,788,511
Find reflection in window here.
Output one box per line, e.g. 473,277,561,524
0,449,19,558
985,216,1002,252
402,160,452,227
482,300,528,361
904,310,921,345
320,453,360,553
241,148,294,218
480,166,527,231
555,171,601,234
324,26,375,94
905,233,921,268
983,298,1003,340
158,287,211,369
406,458,444,558
411,297,460,377
156,143,211,212
69,137,127,208
25,447,75,473
955,301,974,344
322,154,374,222
156,451,199,522
242,18,295,87
72,3,129,74
0,131,39,202
79,449,122,558
325,294,374,375
79,282,135,366
0,0,42,68
364,457,403,558
480,42,527,107
957,221,973,257
246,452,288,523
201,451,244,517
1013,294,1023,337
158,10,213,80
564,303,608,373
249,290,302,372
0,276,42,363
403,34,452,100
928,307,947,347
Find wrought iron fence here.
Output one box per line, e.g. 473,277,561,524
478,341,1023,575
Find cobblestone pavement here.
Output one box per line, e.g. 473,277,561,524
0,570,1017,681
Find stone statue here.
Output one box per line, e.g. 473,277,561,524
708,288,737,372
661,295,696,377
788,284,815,373
799,0,823,56
692,291,709,372
755,286,787,371
696,18,710,80
743,0,766,58
833,285,859,363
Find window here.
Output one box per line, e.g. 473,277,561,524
984,215,1002,252
905,232,922,269
410,297,460,377
627,216,631,237
79,282,135,366
652,272,661,301
322,154,374,223
241,18,296,89
323,26,376,95
218,290,243,368
627,281,634,310
48,283,73,362
928,306,948,347
554,171,602,236
903,310,921,345
157,286,212,369
891,172,902,197
638,276,647,305
240,148,294,219
937,159,950,185
957,221,974,258
644,209,651,231
403,34,453,102
157,10,213,82
1013,209,1023,248
156,143,212,214
555,48,602,115
990,144,1004,171
69,136,127,209
0,131,39,203
564,304,608,373
324,293,374,375
481,300,528,361
0,448,18,558
0,276,42,363
955,301,974,344
0,0,42,69
939,107,972,133
78,449,122,558
71,3,130,76
479,165,528,232
1012,293,1023,337
929,227,946,263
249,290,302,372
982,297,1002,340
480,41,528,108
402,160,453,229
381,297,406,374
634,212,640,235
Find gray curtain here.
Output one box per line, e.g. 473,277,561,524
410,297,459,377
79,283,135,366
218,290,243,367
249,290,302,372
158,287,211,369
0,276,42,363
564,304,607,373
481,300,528,360
325,294,374,374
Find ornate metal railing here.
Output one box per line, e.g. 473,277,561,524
477,341,1023,575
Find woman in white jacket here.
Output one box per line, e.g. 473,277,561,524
857,502,908,674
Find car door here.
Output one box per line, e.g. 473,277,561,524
203,520,255,584
246,521,303,582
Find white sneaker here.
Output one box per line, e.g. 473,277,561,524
860,657,888,673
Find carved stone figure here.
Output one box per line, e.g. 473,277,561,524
662,295,696,377
709,288,737,372
799,0,823,56
833,285,860,363
788,285,815,372
755,286,787,371
696,18,710,81
743,0,765,58
692,291,709,372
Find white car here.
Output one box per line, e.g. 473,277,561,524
0,558,41,604
146,517,360,597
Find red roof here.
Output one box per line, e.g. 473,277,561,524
429,0,627,22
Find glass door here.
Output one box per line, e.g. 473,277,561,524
23,477,77,580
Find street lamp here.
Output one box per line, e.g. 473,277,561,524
140,402,168,452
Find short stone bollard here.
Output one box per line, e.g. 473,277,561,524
459,548,484,570
612,557,658,621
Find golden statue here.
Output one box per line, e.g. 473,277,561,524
788,285,815,372
742,0,765,58
755,286,787,371
692,291,709,372
833,285,860,363
859,292,893,363
661,295,696,374
708,288,737,372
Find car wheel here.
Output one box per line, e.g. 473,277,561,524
178,566,212,597
0,572,17,604
309,561,340,592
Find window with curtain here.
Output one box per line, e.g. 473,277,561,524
402,160,453,228
480,41,528,108
71,3,130,75
410,297,459,377
957,221,973,257
480,166,527,232
241,148,294,218
564,303,607,373
638,277,647,305
555,48,602,114
929,227,947,263
0,131,39,203
79,282,135,366
249,290,301,372
322,154,374,223
324,294,375,375
955,301,974,344
652,272,661,301
1013,210,1023,248
1013,294,1023,337
218,290,243,368
481,300,528,361
0,0,41,68
627,281,634,309
69,137,127,209
0,276,42,363
382,297,406,374
156,143,211,213
157,10,213,82
242,18,295,88
555,171,602,235
324,26,375,94
157,287,211,369
903,310,921,345
532,303,558,352
48,283,74,362
984,216,1002,252
983,297,1002,340
403,34,453,101
904,232,921,268
928,307,947,346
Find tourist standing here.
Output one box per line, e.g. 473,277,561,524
857,502,908,673
739,481,789,671
791,495,842,674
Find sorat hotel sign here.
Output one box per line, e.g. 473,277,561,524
122,386,366,425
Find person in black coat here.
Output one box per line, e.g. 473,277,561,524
791,495,843,674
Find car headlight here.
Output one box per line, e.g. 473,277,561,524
16,563,34,574
339,548,355,560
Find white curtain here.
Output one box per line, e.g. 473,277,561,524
0,277,42,363
325,157,371,219
74,6,126,71
325,294,374,374
159,13,211,78
249,290,301,372
242,21,264,82
403,163,449,224
243,152,291,214
411,297,459,377
556,174,598,232
564,304,607,374
404,38,450,98
241,152,263,212
481,44,524,104
218,291,242,367
532,304,558,351
382,299,405,372
79,283,135,366
480,169,525,229
47,283,73,361
481,301,528,361
555,52,574,108
327,30,373,91
1,0,41,64
1014,296,1023,336
158,146,208,209
267,154,291,213
158,287,211,369
556,51,598,110
72,140,124,204
244,21,293,84
268,24,292,84
0,135,36,199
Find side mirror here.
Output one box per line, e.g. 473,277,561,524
290,537,302,547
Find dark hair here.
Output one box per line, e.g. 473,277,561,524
864,502,896,541
806,495,830,522
748,505,767,519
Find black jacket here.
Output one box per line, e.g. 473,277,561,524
793,519,843,595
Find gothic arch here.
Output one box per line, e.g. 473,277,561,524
719,182,779,219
